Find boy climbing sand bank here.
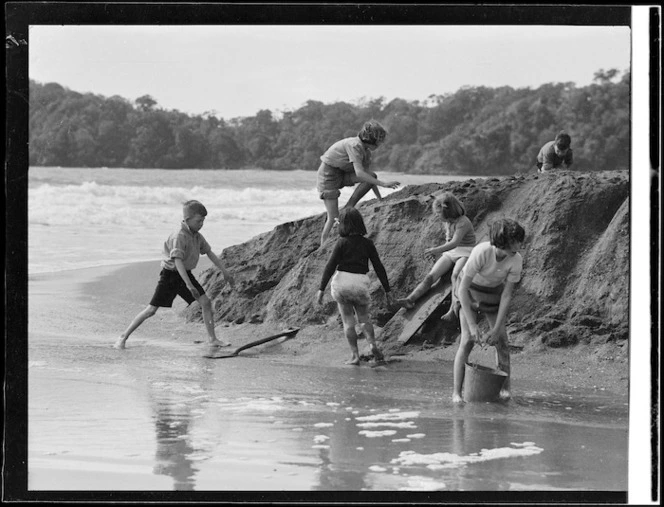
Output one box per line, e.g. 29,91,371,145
317,208,392,365
115,200,235,349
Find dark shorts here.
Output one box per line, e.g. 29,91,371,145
468,282,504,313
455,282,504,314
149,268,205,307
316,162,376,200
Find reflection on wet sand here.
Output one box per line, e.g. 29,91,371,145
314,447,368,491
122,358,218,491
28,342,628,492
152,404,196,490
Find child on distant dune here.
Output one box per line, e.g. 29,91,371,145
396,193,476,323
536,131,573,173
452,218,525,403
317,120,401,247
316,207,392,365
115,200,235,349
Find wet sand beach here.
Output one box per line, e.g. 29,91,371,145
26,260,630,497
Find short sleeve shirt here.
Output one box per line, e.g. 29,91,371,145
446,215,476,247
537,141,573,170
160,221,212,271
462,242,522,287
320,137,372,173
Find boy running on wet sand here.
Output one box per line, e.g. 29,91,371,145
452,218,525,403
115,200,235,349
316,207,393,365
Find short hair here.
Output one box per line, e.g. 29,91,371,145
338,207,367,237
358,120,387,146
433,192,466,220
183,200,207,219
489,218,525,249
554,131,572,150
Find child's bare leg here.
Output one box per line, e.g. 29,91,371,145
346,182,373,208
442,258,467,321
200,295,230,347
397,275,432,309
398,256,452,309
115,305,158,349
355,304,384,362
487,313,511,397
399,256,454,309
337,302,360,365
452,312,475,402
321,198,340,246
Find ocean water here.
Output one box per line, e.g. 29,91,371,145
28,167,467,274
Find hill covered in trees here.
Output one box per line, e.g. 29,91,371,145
29,69,629,175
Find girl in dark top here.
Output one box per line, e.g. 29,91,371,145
316,207,393,365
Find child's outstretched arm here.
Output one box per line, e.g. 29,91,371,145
353,165,400,190
368,242,393,306
207,251,235,289
485,281,516,345
458,273,481,342
318,242,342,302
371,185,383,200
174,258,200,299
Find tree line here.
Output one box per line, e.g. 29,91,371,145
29,68,629,175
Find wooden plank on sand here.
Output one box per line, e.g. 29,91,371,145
381,280,452,345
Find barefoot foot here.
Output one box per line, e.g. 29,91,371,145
209,340,231,348
114,337,127,349
440,311,457,323
345,357,360,365
498,389,511,400
452,393,464,403
370,346,385,363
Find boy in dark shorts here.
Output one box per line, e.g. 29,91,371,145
114,200,235,349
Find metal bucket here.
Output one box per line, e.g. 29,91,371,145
463,362,508,402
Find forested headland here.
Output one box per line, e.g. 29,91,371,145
29,68,629,175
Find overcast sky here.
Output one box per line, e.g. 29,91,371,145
28,24,630,120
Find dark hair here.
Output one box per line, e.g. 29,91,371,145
489,218,525,249
338,207,367,237
434,192,465,220
358,120,387,146
554,131,572,150
183,200,208,218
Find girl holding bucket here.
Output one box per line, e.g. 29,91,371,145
452,218,525,403
317,207,392,365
